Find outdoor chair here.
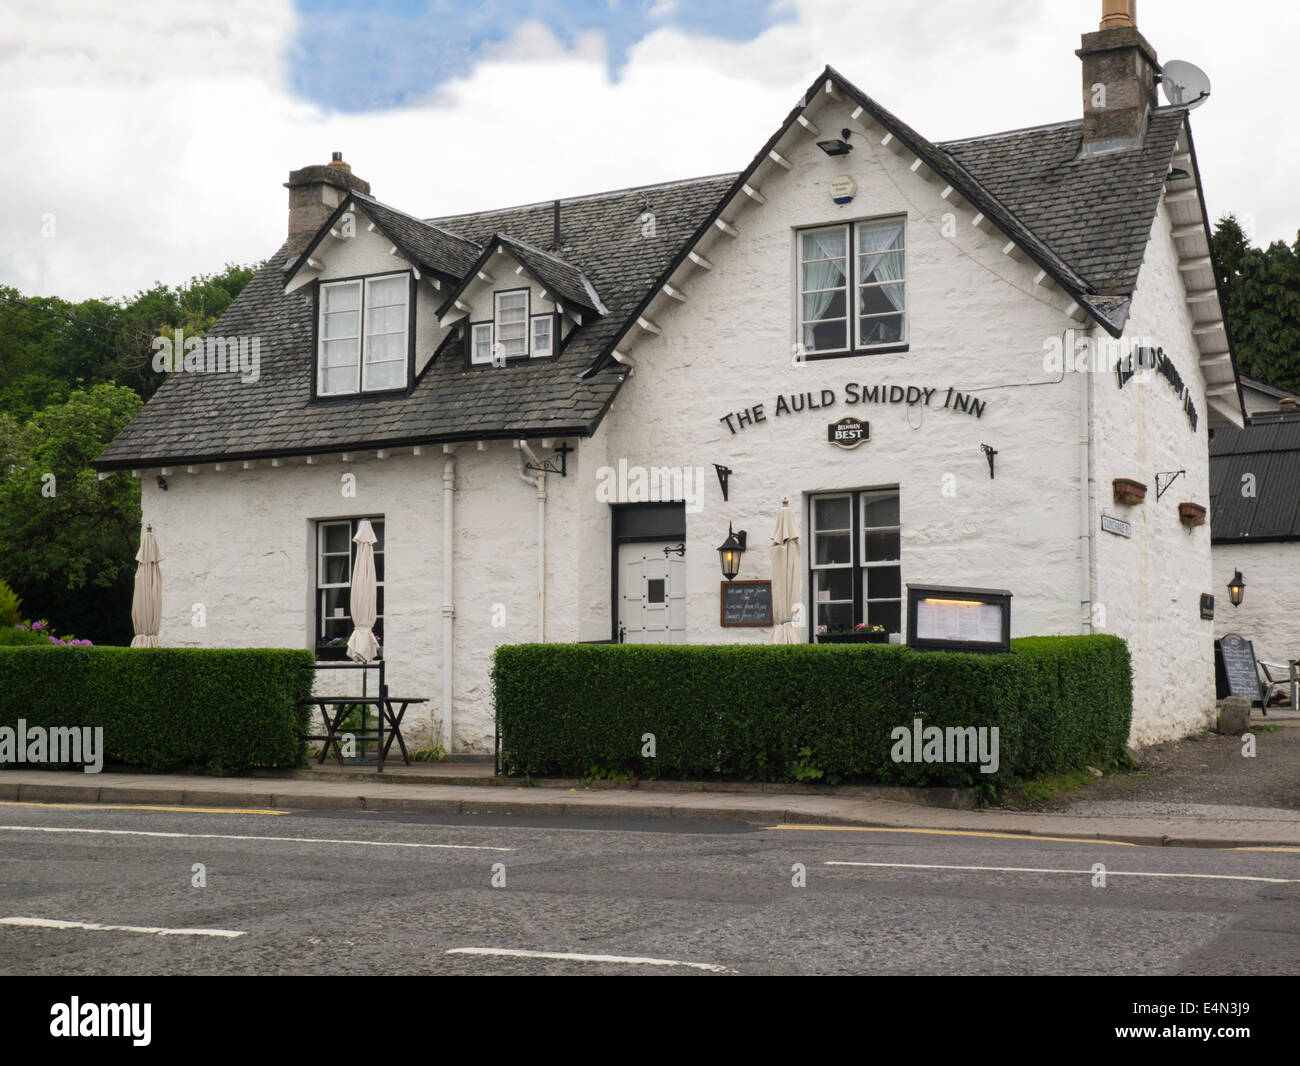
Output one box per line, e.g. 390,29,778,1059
1258,659,1298,712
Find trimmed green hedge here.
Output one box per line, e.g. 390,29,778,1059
0,647,315,773
493,636,1132,793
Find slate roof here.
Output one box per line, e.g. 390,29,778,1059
349,193,484,280
1209,416,1300,541
96,66,1207,470
940,109,1188,320
95,174,734,469
445,233,608,320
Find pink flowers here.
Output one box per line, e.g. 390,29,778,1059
14,620,92,646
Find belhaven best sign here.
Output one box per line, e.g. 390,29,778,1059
827,417,869,448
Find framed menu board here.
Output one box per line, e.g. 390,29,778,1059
721,580,773,627
907,584,1012,654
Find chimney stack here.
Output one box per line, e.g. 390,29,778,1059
1077,0,1160,155
285,152,371,254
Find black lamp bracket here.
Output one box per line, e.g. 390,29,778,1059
1155,469,1185,501
714,463,732,501
523,441,572,478
981,443,997,479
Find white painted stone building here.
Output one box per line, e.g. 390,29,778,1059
1210,381,1300,677
97,3,1246,752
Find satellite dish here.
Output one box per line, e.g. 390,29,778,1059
1160,60,1212,110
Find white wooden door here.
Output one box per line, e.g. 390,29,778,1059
619,542,686,644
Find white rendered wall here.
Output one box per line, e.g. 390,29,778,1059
1213,543,1300,669
137,439,572,753
1091,197,1217,745
577,99,1087,664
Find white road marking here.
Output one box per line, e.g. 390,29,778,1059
826,861,1300,884
1,917,245,938
0,825,512,851
447,947,731,972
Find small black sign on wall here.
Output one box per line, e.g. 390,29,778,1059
1200,593,1215,620
827,417,869,449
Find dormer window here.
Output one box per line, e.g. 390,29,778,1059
468,289,560,365
317,273,411,396
495,290,529,357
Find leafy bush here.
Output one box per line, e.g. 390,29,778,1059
0,579,20,628
0,646,315,773
493,636,1132,796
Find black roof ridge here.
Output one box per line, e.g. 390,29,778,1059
495,232,584,270
351,190,482,250
424,172,740,223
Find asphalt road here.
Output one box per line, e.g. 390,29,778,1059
1,801,1298,976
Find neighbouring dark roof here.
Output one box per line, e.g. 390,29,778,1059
1240,375,1300,402
97,66,1208,469
1210,416,1300,541
940,109,1187,313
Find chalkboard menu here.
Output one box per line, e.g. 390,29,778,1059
720,580,773,627
1215,633,1261,705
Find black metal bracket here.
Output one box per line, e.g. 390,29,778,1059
524,440,572,478
714,463,732,501
981,443,997,479
662,543,685,558
1156,469,1185,501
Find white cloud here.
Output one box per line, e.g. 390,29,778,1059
1,0,1295,302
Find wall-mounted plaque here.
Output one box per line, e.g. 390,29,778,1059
721,580,773,627
907,584,1012,654
1101,515,1132,538
827,417,869,449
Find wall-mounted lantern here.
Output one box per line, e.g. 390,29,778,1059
716,523,748,582
1227,569,1246,608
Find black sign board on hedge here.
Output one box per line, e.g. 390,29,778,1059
720,580,773,627
906,584,1012,654
1215,632,1261,705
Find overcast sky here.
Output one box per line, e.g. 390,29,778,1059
2,0,1295,302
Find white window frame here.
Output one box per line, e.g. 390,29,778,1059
318,279,363,396
470,322,494,365
494,289,530,359
797,217,906,356
317,273,409,396
810,493,855,635
860,489,902,631
361,274,409,391
530,314,554,358
316,517,385,645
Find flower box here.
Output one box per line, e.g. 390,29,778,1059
1113,478,1147,506
817,632,890,645
1178,501,1207,529
314,645,350,662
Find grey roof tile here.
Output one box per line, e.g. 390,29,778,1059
97,73,1196,470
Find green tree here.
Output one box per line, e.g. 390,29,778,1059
0,261,261,414
1213,216,1300,394
0,384,143,644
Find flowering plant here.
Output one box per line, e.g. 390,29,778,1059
854,623,887,633
10,620,92,646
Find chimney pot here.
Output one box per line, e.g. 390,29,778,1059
1100,0,1137,30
